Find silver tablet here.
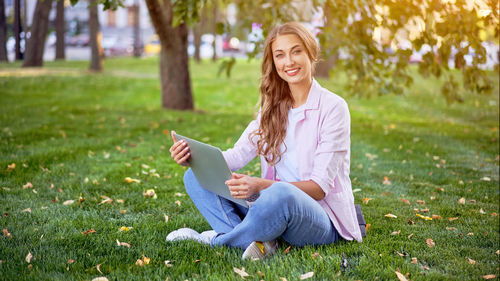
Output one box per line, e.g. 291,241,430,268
174,133,249,207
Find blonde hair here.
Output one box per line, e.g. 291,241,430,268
251,22,319,166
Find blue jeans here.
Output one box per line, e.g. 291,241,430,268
183,169,340,249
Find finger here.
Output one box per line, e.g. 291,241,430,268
232,173,245,179
173,146,189,162
169,139,183,153
178,151,191,164
172,141,187,156
171,130,177,143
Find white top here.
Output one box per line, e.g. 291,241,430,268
275,105,306,182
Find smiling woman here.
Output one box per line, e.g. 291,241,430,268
167,22,363,260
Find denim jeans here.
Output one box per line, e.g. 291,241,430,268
183,169,340,249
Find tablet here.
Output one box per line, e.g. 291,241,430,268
174,133,249,207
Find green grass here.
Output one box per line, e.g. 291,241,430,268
0,57,498,281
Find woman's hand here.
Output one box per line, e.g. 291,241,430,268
226,173,265,199
169,130,190,166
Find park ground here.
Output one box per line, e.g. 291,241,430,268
0,58,498,280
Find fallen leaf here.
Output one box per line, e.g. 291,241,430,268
164,260,173,267
416,214,432,220
164,213,169,223
82,229,96,235
480,177,491,181
99,198,113,205
142,255,150,265
91,277,109,281
119,209,127,214
362,198,372,204
446,227,457,231
421,265,430,270
283,245,291,254
365,223,371,231
280,278,288,281
411,257,418,264
383,176,391,185
25,252,32,263
119,226,131,232
124,177,140,183
233,267,250,279
436,187,445,192
417,200,425,204
395,271,408,281
116,239,131,248
135,259,144,266
431,214,442,219
27,264,32,270
408,219,415,225
63,200,75,205
3,229,12,238
467,232,474,236
300,272,314,280
397,251,405,257
68,259,75,264
23,182,33,189
420,208,429,213
22,208,31,213
458,197,466,205
96,263,103,273
7,163,15,171
496,250,499,255
385,213,397,218
143,189,156,198
258,271,265,276
116,199,124,204
448,217,458,222
193,259,201,263
426,238,435,247
399,198,410,205
468,258,476,265
391,230,401,236
479,208,486,214
492,213,498,216
483,274,496,279
312,252,320,259
175,200,181,206
408,233,414,239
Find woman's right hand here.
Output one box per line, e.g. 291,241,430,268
169,130,190,166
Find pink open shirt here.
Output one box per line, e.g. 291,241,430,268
222,79,362,242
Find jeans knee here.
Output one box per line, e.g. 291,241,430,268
183,168,198,194
261,182,297,203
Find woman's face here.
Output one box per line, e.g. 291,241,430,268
271,34,312,87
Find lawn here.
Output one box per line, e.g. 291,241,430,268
0,57,498,281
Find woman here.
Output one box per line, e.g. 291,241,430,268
167,22,362,260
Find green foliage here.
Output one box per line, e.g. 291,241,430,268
0,57,498,280
171,0,206,27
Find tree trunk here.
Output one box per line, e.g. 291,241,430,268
88,0,102,71
22,0,53,67
0,0,7,62
145,0,193,110
132,1,141,57
193,22,201,63
14,0,22,60
316,1,334,78
212,0,218,62
55,0,65,60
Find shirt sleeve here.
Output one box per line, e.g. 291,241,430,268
222,114,260,171
309,100,350,196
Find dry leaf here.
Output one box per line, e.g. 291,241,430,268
480,177,491,181
119,209,127,214
436,187,445,192
143,189,156,198
91,277,109,281
300,272,314,280
416,200,425,204
258,271,265,277
63,200,75,205
193,259,201,263
420,208,429,213
3,229,12,238
446,227,457,231
395,271,408,281
22,208,31,213
164,260,173,267
362,198,372,204
175,200,181,206
458,197,466,205
448,217,458,222
416,214,432,221
7,163,15,171
142,255,150,265
116,239,131,248
96,263,103,274
365,223,371,231
99,198,113,205
116,199,124,204
383,176,391,185
496,250,500,255
426,238,435,247
399,198,410,205
397,251,405,257
233,267,250,279
25,252,32,263
468,258,476,265
312,252,320,259
391,230,401,236
135,259,144,266
82,229,96,235
23,182,33,189
479,208,486,214
431,214,442,219
492,213,498,216
283,246,291,254
483,275,496,279
411,257,418,264
124,177,140,183
421,265,430,270
280,278,288,281
164,213,169,223
408,233,414,239
385,213,397,218
68,259,75,264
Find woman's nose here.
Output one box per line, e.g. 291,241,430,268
285,54,294,67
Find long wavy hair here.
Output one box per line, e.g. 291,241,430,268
250,22,319,166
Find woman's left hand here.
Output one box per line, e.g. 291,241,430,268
225,173,262,199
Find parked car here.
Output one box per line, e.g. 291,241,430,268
144,35,161,54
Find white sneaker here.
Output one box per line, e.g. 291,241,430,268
242,240,278,260
166,228,217,245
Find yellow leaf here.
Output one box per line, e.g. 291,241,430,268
426,238,435,247
468,258,476,265
416,214,432,220
233,267,250,279
143,189,156,198
362,198,372,204
411,257,418,264
124,177,140,183
458,197,466,205
300,272,314,280
395,271,408,281
142,255,150,265
119,226,131,232
7,163,15,171
385,213,397,218
25,252,32,263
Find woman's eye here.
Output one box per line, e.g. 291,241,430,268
275,54,283,58
294,50,301,54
